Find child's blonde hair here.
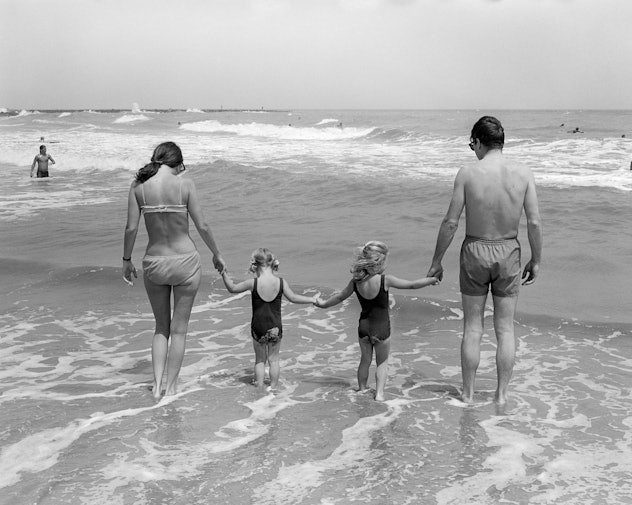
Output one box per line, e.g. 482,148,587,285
350,241,388,281
249,248,280,273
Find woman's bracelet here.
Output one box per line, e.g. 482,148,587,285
123,257,132,261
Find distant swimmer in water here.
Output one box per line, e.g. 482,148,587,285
31,145,55,178
568,127,584,134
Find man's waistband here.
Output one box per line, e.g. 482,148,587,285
464,235,519,245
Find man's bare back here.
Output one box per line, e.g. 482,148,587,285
458,151,536,240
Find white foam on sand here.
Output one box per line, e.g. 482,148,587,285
252,398,410,505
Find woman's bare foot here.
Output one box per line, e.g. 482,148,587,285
151,383,163,401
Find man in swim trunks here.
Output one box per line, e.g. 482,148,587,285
427,116,542,405
31,145,55,178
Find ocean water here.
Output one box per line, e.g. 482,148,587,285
0,109,631,504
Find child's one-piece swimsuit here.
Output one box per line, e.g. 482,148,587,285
354,274,390,342
251,277,284,344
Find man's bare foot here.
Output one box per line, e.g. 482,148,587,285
459,393,474,404
494,393,508,405
375,392,385,401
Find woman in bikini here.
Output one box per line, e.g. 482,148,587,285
315,241,439,401
123,141,225,401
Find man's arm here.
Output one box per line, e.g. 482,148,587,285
521,172,542,285
427,169,466,280
48,155,55,164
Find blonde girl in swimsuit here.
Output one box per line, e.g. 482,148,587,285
220,248,316,389
314,241,439,401
123,142,225,401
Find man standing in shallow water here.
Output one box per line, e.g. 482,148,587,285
31,145,55,177
427,116,542,405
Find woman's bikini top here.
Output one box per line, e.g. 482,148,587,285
140,176,187,214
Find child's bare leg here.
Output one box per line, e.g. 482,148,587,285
373,337,391,401
357,336,373,391
267,341,282,388
252,338,267,387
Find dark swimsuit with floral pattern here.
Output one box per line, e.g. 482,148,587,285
251,278,283,344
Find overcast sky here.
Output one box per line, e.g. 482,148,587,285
1,0,631,110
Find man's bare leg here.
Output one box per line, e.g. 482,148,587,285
461,294,487,403
491,295,518,405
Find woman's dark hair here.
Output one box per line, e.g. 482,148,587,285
471,116,504,149
135,141,184,183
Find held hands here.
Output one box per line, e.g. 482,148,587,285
312,296,325,308
521,260,539,285
213,254,227,275
427,263,444,282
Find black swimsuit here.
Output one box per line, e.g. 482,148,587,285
354,274,390,343
251,277,283,344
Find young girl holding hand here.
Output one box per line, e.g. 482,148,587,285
315,241,439,401
220,248,316,389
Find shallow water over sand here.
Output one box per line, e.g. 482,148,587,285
1,109,631,504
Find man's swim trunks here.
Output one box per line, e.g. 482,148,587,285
460,236,521,297
142,250,201,286
354,274,391,343
36,171,49,178
251,277,283,344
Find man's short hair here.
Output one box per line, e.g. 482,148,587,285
471,116,504,149
39,145,46,150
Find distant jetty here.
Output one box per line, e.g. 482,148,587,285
0,108,289,116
